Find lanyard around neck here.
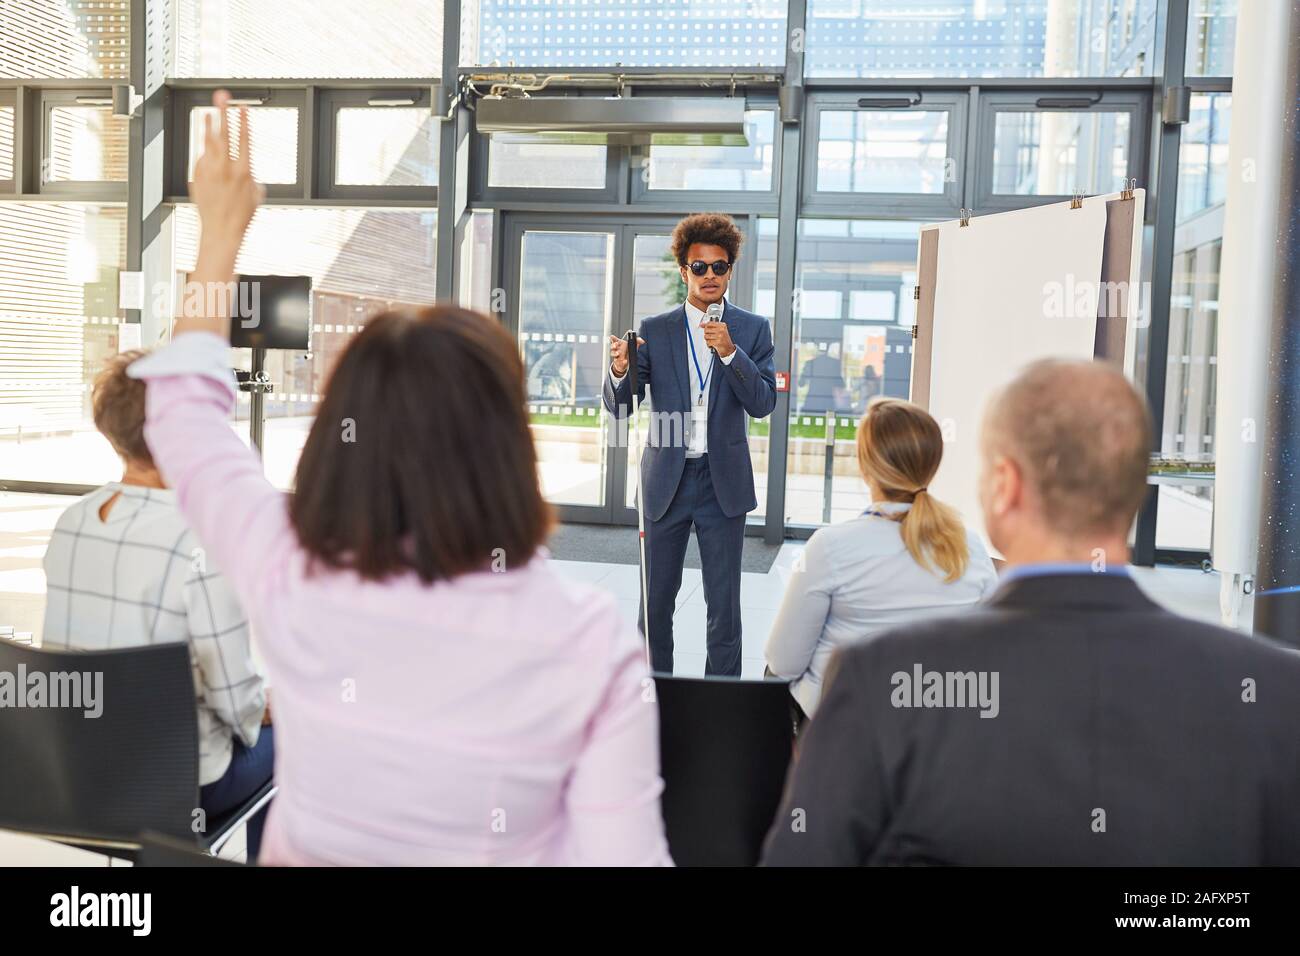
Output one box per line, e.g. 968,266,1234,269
684,310,714,394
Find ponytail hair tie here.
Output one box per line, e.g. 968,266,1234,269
914,486,928,495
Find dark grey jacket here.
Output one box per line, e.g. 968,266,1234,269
762,572,1300,866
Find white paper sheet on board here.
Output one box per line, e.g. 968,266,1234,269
925,198,1109,551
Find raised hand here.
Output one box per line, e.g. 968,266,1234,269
191,89,264,265
179,89,265,338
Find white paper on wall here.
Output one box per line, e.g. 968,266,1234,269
923,198,1109,551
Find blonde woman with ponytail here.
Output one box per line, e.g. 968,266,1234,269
766,397,997,720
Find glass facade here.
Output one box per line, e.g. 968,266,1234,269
644,109,776,192
488,141,608,190
334,107,441,188
45,104,129,184
518,229,614,508
0,103,12,180
0,0,130,79
1186,0,1237,76
805,0,1157,78
462,0,788,68
187,106,300,185
0,203,128,485
171,0,444,78
991,109,1131,196
786,219,920,526
815,109,950,194
1156,91,1232,552
0,0,1245,560
0,2,131,484
172,205,438,490
1175,92,1231,219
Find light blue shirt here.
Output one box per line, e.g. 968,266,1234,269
1000,562,1132,585
765,502,999,717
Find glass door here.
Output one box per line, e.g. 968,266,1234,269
503,215,758,524
508,222,616,521
618,230,683,523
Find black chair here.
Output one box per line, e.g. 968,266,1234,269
655,675,794,866
0,639,273,861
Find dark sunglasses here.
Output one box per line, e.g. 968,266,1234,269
687,259,732,277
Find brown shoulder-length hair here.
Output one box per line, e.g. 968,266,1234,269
289,305,553,584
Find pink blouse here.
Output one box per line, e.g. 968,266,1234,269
130,333,671,866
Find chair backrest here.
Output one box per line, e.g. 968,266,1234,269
0,640,198,845
655,675,794,866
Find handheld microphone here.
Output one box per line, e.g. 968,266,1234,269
705,302,723,356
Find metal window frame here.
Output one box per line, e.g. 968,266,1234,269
627,94,782,212
316,87,440,201
971,88,1151,213
167,86,308,201
37,88,130,199
469,90,624,206
800,89,967,219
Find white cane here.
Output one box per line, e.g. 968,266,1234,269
625,329,652,670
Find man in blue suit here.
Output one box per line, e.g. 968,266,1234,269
603,213,777,676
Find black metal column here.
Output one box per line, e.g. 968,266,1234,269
126,0,171,342
1132,0,1189,566
435,0,466,302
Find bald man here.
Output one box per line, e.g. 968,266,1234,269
763,359,1300,866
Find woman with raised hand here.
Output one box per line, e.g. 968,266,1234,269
765,397,998,723
129,91,670,866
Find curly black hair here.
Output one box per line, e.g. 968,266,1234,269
670,212,744,266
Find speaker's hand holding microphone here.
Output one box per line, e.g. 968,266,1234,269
701,302,735,358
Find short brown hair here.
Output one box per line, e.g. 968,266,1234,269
289,306,553,585
670,213,744,266
984,359,1152,537
93,349,154,467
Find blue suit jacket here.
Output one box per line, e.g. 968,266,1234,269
603,300,777,522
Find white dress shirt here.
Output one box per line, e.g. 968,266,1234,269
765,502,999,717
612,299,735,457
42,483,266,785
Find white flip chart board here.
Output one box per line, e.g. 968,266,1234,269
910,189,1146,549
